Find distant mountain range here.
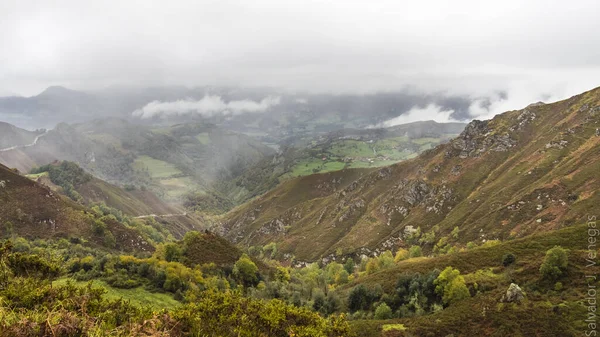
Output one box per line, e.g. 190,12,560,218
0,85,477,132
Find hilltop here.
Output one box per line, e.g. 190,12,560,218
220,86,600,262
0,163,150,252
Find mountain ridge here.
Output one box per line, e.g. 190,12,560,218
218,86,600,262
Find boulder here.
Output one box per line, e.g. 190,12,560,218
502,283,525,303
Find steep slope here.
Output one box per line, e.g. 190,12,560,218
28,161,204,238
0,163,150,252
343,222,599,336
215,121,465,205
220,86,600,262
0,122,42,150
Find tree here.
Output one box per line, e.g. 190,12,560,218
394,248,409,262
343,259,355,274
502,253,516,267
233,254,259,286
274,266,291,283
540,246,568,280
408,245,422,258
348,285,369,312
374,303,393,319
164,243,183,262
434,267,469,305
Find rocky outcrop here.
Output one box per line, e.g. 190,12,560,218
501,283,525,303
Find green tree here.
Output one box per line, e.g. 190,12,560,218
540,246,568,280
374,302,393,319
502,253,516,267
409,245,423,258
164,243,183,262
343,259,355,274
434,266,469,305
233,254,259,286
274,266,291,283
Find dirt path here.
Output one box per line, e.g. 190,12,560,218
0,131,48,152
134,212,187,219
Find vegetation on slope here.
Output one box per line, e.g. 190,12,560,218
220,86,600,262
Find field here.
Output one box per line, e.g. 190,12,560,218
133,155,183,179
283,136,442,178
195,132,211,145
53,278,180,310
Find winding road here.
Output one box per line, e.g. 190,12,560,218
134,212,187,219
0,131,48,152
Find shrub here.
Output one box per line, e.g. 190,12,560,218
502,253,516,267
540,246,568,280
434,267,470,305
233,254,259,286
394,248,409,262
374,302,393,319
164,243,183,262
408,245,423,258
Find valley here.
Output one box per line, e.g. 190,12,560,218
0,85,599,337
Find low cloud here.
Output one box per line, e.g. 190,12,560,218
133,95,281,119
373,104,458,128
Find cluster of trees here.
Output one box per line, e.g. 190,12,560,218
90,202,172,244
31,161,92,202
0,239,350,336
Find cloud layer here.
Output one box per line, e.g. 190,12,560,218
1,0,599,122
133,95,281,119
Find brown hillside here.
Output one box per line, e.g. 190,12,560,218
0,163,151,252
220,86,600,262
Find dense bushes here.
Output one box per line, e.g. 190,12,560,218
0,238,352,336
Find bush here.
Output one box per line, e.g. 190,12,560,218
374,303,393,319
502,253,516,267
540,246,568,280
233,254,259,286
434,267,470,305
408,245,423,258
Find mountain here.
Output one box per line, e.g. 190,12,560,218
0,122,43,150
0,85,476,132
219,86,600,262
0,118,274,211
0,163,150,251
213,120,466,207
28,161,204,238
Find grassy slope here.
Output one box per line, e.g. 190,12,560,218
53,278,179,310
344,223,599,336
221,87,600,261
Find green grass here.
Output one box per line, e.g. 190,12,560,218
195,132,211,145
53,278,180,310
160,176,198,198
286,159,347,177
25,171,48,179
382,324,406,332
133,155,183,179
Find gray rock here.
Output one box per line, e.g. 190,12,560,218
502,283,525,303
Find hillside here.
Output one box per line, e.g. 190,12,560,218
28,161,204,238
0,163,150,252
215,121,465,205
341,222,599,336
220,86,600,262
0,118,274,210
0,122,43,150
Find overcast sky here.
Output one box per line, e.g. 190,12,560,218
1,0,600,115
